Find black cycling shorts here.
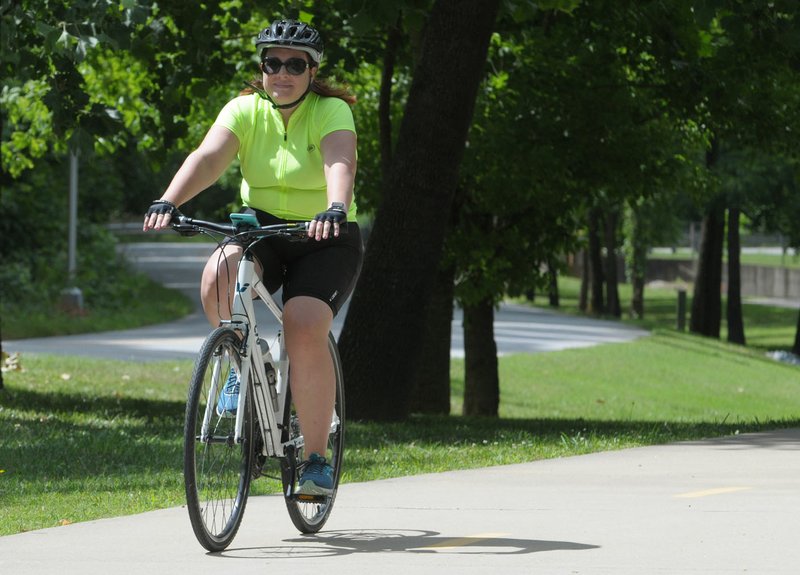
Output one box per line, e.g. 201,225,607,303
244,208,363,316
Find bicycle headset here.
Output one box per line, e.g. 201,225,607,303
253,19,324,110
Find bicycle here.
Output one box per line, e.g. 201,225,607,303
170,211,345,552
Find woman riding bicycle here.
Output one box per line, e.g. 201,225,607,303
143,18,363,497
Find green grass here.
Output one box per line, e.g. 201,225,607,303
493,331,799,420
2,334,798,536
649,249,800,269
2,278,193,340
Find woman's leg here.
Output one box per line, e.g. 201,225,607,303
200,244,244,326
283,296,335,458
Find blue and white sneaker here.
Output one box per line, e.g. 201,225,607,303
216,367,239,418
297,453,334,496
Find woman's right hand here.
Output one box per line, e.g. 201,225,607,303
143,200,177,231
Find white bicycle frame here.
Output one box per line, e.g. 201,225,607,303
201,248,341,463
203,252,295,457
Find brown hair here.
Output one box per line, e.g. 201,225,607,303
240,76,356,106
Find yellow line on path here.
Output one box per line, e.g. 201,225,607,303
674,486,752,499
422,532,511,550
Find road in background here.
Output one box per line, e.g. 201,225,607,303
4,242,649,361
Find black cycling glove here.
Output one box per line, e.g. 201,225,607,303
313,203,347,225
145,199,177,218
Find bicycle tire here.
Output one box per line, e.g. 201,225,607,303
184,327,254,552
281,332,345,533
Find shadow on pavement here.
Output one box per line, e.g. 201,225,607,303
684,428,800,450
221,529,599,558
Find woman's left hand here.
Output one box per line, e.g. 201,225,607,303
309,204,347,240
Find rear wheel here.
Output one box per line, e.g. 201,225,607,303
281,332,345,533
184,327,254,552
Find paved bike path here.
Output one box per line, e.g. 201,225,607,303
2,428,799,574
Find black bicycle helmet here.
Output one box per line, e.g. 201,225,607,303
255,19,324,64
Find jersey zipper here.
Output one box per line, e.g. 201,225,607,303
278,118,290,214
274,98,308,217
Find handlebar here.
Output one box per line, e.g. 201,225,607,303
170,213,310,242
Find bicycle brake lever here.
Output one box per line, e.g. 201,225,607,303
171,213,200,237
286,222,310,242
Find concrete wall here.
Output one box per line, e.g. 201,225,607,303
733,264,800,299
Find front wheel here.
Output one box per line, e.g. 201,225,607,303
184,327,254,552
281,332,345,533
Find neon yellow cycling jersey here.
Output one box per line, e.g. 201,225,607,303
213,92,357,220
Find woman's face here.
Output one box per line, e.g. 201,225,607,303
262,47,315,106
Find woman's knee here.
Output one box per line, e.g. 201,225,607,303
201,247,239,291
284,297,333,344
200,247,243,325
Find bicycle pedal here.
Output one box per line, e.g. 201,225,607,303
293,493,327,504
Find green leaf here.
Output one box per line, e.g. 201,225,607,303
35,22,58,36
56,29,72,51
347,11,377,37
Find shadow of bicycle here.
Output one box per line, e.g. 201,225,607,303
220,528,599,559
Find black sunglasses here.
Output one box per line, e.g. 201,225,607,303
261,57,310,76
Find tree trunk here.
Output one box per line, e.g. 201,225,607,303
462,297,499,417
588,207,605,314
689,200,725,338
631,266,645,319
338,0,501,421
579,248,589,312
604,207,621,318
409,262,455,414
547,256,559,308
627,203,647,319
690,138,724,338
379,18,402,184
793,310,800,356
726,207,746,345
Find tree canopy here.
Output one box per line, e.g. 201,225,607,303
3,0,798,420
